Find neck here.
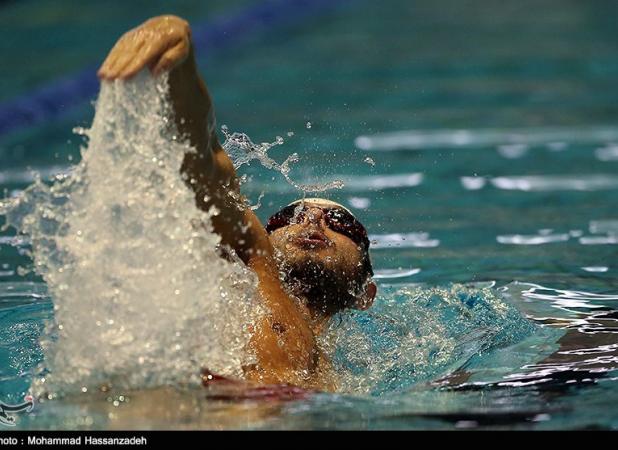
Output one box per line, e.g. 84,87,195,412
280,266,358,334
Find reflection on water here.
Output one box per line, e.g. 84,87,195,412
2,111,618,426
596,144,618,162
369,232,440,249
3,279,618,429
355,126,618,152
497,220,618,248
497,233,570,245
2,119,618,428
490,174,618,192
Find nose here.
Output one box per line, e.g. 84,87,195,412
302,207,326,226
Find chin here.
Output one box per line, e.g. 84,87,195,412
282,254,354,290
272,240,360,289
285,255,330,278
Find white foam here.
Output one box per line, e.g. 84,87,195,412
1,73,261,397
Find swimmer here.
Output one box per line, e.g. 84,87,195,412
98,15,376,390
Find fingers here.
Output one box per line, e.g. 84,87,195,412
98,29,138,79
151,37,190,76
97,46,121,79
98,39,188,80
119,38,165,79
104,41,146,79
97,16,191,81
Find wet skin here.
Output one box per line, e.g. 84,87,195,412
98,15,376,390
269,206,373,320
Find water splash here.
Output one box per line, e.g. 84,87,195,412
0,72,261,397
320,284,536,395
0,77,537,402
221,126,344,194
363,157,375,166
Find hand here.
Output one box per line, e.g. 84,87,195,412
98,15,191,80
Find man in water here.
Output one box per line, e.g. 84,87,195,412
98,15,376,390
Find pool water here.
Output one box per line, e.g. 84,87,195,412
2,0,618,429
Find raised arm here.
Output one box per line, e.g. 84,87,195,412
98,16,245,258
98,16,320,387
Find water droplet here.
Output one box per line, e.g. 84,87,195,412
2,73,262,397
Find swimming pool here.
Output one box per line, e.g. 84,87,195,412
1,0,618,429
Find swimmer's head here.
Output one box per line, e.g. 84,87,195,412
266,198,376,315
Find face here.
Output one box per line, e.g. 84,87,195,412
267,204,375,312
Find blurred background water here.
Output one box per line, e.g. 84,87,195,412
1,0,618,429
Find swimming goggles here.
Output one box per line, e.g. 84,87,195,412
265,202,370,251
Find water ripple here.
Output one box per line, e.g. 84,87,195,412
490,175,618,192
244,173,424,194
373,268,421,279
579,235,618,245
369,232,440,249
355,126,618,151
595,144,618,162
497,233,570,245
519,283,618,312
496,220,618,246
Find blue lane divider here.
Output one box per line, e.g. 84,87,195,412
0,0,353,138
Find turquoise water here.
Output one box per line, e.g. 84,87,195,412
2,0,618,429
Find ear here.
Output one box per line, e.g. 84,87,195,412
355,281,377,310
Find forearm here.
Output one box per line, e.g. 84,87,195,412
168,45,216,158
98,15,321,386
170,66,321,383
170,87,319,386
168,46,258,262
